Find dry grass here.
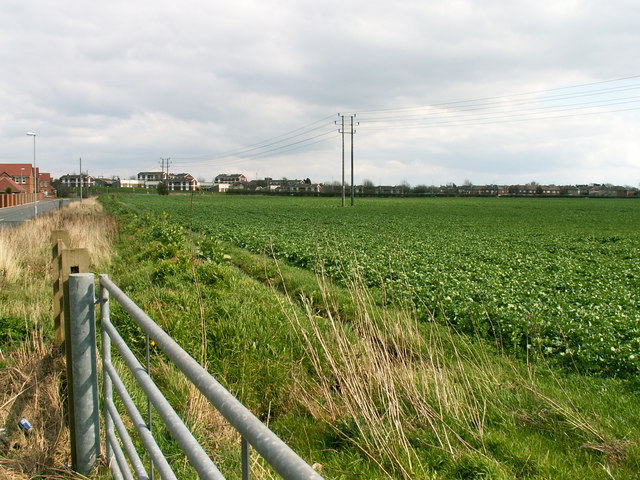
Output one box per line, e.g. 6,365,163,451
0,198,117,479
0,338,70,478
279,270,498,479
0,199,116,284
278,263,618,479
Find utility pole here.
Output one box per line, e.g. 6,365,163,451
336,114,357,206
350,114,356,206
336,114,345,207
79,157,83,202
160,157,171,178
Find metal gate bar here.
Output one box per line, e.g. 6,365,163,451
92,273,324,480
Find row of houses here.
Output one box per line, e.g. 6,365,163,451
439,184,638,197
63,172,318,193
56,171,640,198
2,163,638,199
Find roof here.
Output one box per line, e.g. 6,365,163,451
0,173,26,193
215,173,245,178
169,173,196,180
59,174,95,179
0,164,35,176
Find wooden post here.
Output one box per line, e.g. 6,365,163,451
51,230,90,347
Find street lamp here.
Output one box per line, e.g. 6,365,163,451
26,132,36,217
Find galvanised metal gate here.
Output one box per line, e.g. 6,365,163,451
67,273,324,480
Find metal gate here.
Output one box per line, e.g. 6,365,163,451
66,273,323,480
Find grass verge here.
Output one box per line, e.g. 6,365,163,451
0,199,117,479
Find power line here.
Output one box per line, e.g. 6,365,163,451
170,115,337,164
136,74,640,173
356,76,640,131
356,74,640,114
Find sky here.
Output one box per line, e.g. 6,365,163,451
1,0,639,187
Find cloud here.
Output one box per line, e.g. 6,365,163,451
0,0,638,187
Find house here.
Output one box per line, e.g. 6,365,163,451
137,171,168,186
0,163,36,193
215,173,247,185
166,173,199,191
214,173,248,192
470,185,510,196
560,186,582,196
540,186,561,196
0,163,54,198
0,172,26,194
94,177,120,188
59,174,96,189
376,185,403,195
287,183,322,193
37,172,54,196
120,179,142,188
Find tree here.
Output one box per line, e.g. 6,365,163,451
362,179,375,194
157,181,169,195
52,179,71,198
303,178,311,184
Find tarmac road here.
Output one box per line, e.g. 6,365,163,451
0,199,73,228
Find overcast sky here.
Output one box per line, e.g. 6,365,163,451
2,0,639,186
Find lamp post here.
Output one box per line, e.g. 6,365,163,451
26,132,37,217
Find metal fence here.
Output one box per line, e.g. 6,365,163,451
67,272,324,480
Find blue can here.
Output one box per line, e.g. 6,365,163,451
18,418,32,434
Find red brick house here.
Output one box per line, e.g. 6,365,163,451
0,172,26,194
0,163,54,198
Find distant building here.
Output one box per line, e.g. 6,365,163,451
120,179,141,188
166,173,199,191
94,176,120,188
215,173,247,184
214,173,248,192
59,174,96,189
138,171,168,183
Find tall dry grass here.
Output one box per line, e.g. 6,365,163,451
278,264,612,479
0,198,117,479
278,270,495,478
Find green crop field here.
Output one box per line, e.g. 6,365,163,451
98,194,640,479
116,195,639,377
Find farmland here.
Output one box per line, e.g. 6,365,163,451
117,195,639,376
112,196,640,376
95,194,640,479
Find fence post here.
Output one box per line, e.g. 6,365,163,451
51,230,90,347
68,273,101,475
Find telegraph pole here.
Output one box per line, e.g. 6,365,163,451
336,114,357,206
160,157,171,177
79,157,83,202
336,114,345,206
350,114,356,206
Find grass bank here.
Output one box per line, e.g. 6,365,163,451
100,195,640,479
0,199,117,479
